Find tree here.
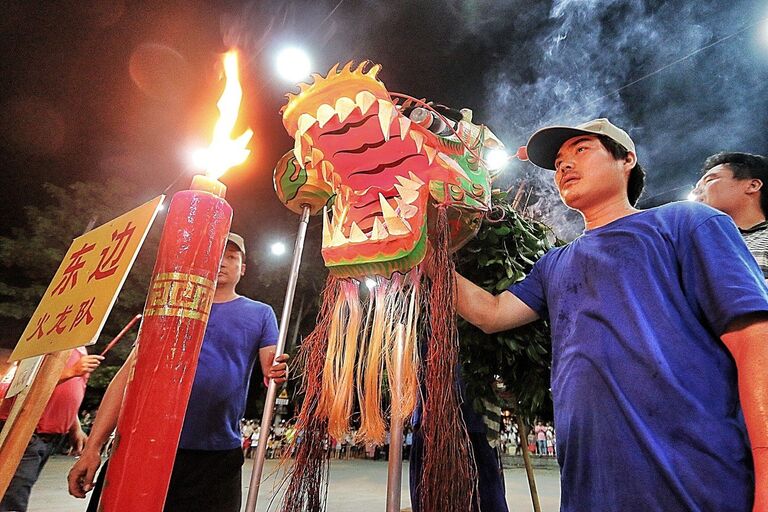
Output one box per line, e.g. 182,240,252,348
456,190,561,427
0,177,160,398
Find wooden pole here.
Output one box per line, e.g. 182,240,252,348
0,350,71,497
516,415,542,512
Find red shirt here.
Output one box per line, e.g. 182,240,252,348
0,347,88,434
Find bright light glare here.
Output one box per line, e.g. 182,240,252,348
365,278,377,290
486,148,509,171
761,19,768,47
271,242,287,256
687,191,698,202
275,47,311,82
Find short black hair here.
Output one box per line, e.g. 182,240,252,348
702,152,768,217
597,135,645,206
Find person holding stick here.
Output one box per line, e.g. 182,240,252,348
451,119,768,511
0,347,103,512
67,232,289,512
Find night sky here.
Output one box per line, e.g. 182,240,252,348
1,0,767,243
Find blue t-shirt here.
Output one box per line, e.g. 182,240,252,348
509,202,768,512
178,296,278,450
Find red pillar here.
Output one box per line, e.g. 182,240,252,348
99,183,232,511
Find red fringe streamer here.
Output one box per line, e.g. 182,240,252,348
420,206,478,511
281,275,340,512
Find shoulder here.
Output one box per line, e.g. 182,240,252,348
644,201,727,228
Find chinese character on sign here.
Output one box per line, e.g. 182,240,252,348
25,313,51,341
89,222,136,281
70,297,96,331
46,305,73,335
50,243,96,296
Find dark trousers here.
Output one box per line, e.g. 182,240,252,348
0,431,65,512
87,448,244,512
409,427,509,512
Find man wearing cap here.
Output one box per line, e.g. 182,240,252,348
450,119,768,511
695,152,768,279
67,232,289,512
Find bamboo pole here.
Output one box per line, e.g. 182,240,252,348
516,415,541,512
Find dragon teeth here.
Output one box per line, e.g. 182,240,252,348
370,217,389,240
309,147,324,167
377,99,394,142
349,222,367,243
355,91,377,115
293,134,305,169
394,183,420,204
335,97,356,123
396,175,422,190
398,117,411,140
316,104,336,128
410,131,424,153
330,223,348,247
378,193,398,218
424,145,437,164
408,171,425,186
322,206,332,246
297,113,316,137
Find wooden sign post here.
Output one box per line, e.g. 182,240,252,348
0,196,162,498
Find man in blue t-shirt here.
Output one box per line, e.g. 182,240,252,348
450,119,768,511
68,233,288,512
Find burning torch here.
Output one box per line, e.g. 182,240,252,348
98,50,252,512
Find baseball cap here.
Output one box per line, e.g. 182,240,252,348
227,232,246,256
525,118,636,170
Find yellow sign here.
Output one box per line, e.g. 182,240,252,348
10,196,164,361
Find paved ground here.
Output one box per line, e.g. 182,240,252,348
28,455,561,511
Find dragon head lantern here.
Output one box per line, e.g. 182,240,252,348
274,62,507,512
274,61,504,279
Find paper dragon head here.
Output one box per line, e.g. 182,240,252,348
274,61,504,278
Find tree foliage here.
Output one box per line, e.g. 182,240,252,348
456,190,562,421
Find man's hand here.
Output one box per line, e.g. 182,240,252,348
60,355,104,382
68,423,88,456
264,353,290,387
67,449,102,498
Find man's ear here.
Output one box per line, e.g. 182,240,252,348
240,262,246,277
624,151,637,168
747,179,764,194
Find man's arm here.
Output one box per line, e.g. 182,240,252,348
455,271,540,334
67,347,136,498
68,417,87,456
258,346,289,388
721,313,768,512
59,353,104,384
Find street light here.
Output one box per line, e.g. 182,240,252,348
275,47,311,82
271,241,287,256
486,148,510,171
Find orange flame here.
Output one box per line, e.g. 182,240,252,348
199,50,253,180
